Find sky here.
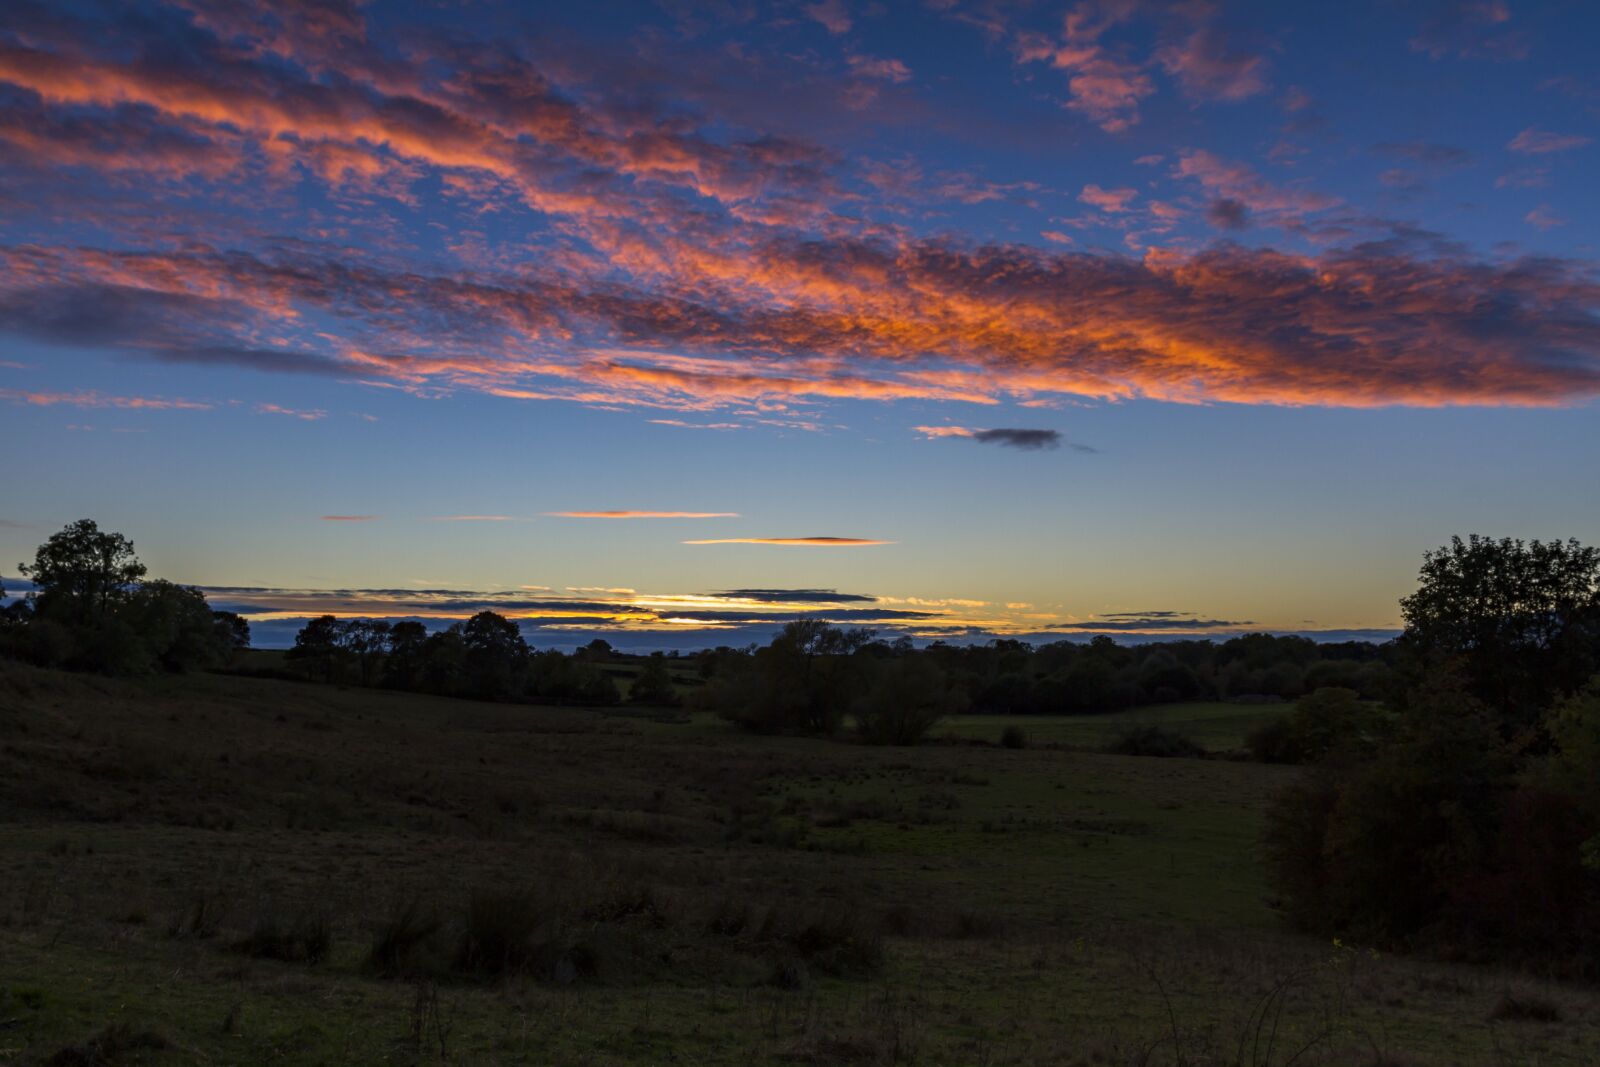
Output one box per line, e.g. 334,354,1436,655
1,0,1597,649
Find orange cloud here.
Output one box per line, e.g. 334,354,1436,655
0,388,211,410
1,4,1597,420
549,510,740,519
6,233,1600,412
683,537,893,546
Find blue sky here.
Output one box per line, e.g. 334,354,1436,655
1,0,1597,647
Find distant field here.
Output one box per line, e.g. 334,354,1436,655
937,701,1293,752
1,666,1593,1065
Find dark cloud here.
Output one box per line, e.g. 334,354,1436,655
971,428,1063,451
1373,140,1474,168
709,588,878,604
0,283,350,375
656,608,936,623
1410,1,1531,61
1206,198,1251,231
1050,617,1254,631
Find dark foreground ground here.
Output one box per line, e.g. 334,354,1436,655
0,664,1595,1065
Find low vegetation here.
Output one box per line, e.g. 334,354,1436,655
3,525,1600,1062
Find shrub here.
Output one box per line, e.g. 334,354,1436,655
786,908,884,978
367,900,445,979
234,909,332,964
455,888,553,977
855,657,965,745
1104,726,1204,759
44,1023,169,1066
1489,992,1563,1022
1000,724,1028,749
1245,715,1304,763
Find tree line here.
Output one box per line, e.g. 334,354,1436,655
1,520,248,674
282,613,676,708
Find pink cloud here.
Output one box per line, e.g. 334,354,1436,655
1157,25,1269,102
1525,205,1567,230
1507,127,1593,154
1079,183,1138,212
804,0,852,35
847,55,912,83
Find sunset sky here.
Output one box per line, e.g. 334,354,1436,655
1,0,1597,648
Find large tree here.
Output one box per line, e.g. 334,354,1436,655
1399,535,1600,732
20,519,147,622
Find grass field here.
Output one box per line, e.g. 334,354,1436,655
935,701,1293,752
1,665,1596,1065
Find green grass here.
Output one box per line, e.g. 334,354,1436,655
1,666,1595,1065
936,701,1293,751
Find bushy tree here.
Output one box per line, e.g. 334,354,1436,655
705,620,875,734
127,580,232,672
212,611,251,652
629,652,677,706
1268,535,1600,970
382,621,428,689
1246,687,1392,764
341,618,391,687
3,520,248,674
287,615,347,682
855,656,965,745
20,519,146,623
459,611,529,700
1399,535,1600,731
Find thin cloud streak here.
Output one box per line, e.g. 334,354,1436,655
548,510,740,519
683,537,893,546
320,515,379,522
429,515,529,522
917,426,1096,453
0,388,211,410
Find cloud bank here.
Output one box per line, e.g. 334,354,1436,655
0,1,1594,421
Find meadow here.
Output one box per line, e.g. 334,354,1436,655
934,702,1288,752
1,664,1596,1065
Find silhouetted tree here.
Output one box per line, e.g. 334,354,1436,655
629,652,677,705
382,621,428,689
341,618,391,686
1399,535,1600,734
127,580,231,672
855,656,965,745
287,615,346,682
459,611,528,699
20,519,146,623
420,628,466,694
212,611,251,652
